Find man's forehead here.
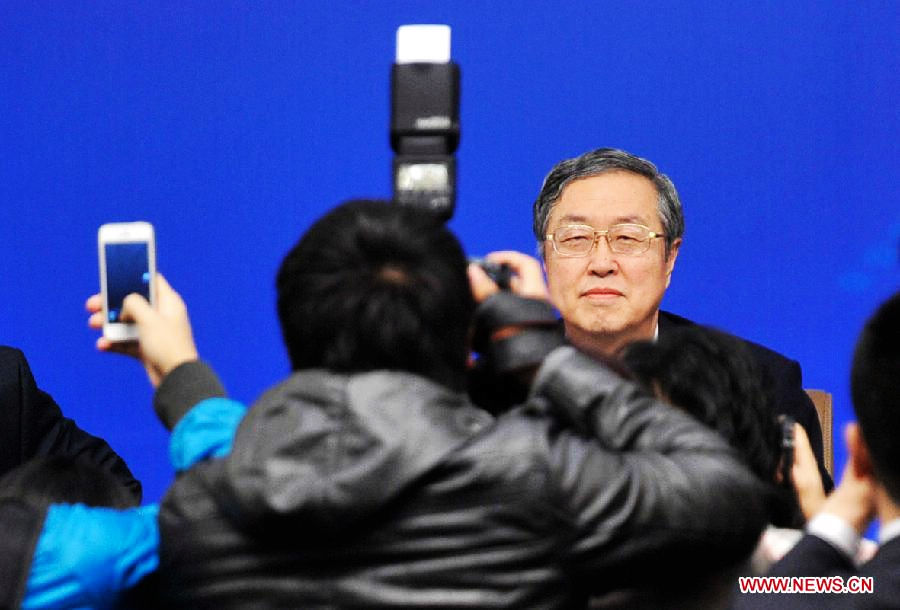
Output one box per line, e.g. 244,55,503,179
548,172,658,226
555,212,651,226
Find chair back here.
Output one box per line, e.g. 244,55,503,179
804,389,833,478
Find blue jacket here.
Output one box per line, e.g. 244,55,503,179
20,364,245,609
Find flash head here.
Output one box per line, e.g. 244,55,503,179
392,156,455,218
390,25,459,221
395,162,449,191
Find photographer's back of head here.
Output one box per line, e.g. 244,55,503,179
622,326,796,524
276,199,475,391
851,290,900,503
623,327,781,481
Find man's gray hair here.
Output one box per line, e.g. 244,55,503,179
532,148,684,258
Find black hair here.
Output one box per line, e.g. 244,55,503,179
0,456,138,509
622,325,796,524
276,200,475,391
533,147,684,257
851,290,900,503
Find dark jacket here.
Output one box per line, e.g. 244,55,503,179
0,498,44,609
468,298,831,491
734,534,900,609
658,311,832,491
0,346,141,501
158,347,768,608
0,361,230,610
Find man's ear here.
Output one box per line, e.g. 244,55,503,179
846,422,875,479
664,238,681,288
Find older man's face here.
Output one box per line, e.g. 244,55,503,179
543,171,680,356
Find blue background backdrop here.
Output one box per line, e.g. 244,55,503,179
1,2,897,502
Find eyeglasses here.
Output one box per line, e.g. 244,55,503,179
545,223,665,257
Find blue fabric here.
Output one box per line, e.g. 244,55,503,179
22,397,247,609
24,505,159,609
170,397,247,471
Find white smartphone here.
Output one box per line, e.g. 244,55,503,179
98,221,156,342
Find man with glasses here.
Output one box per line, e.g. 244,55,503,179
474,147,830,489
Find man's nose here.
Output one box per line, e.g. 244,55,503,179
586,235,618,276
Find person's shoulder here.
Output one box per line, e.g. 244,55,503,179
659,310,799,371
657,309,695,330
734,332,799,372
0,346,30,384
866,536,900,572
0,345,27,364
835,537,900,604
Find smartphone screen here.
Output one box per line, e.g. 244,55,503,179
104,242,151,323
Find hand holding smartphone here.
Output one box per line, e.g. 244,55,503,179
98,221,156,342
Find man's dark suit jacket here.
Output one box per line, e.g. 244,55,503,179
735,533,900,608
659,311,832,491
0,346,141,501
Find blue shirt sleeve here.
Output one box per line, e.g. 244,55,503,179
23,397,247,608
24,504,159,609
169,397,247,471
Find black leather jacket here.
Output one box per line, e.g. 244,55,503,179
157,346,767,608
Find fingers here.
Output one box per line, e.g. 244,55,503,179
485,250,542,270
792,423,814,466
121,292,154,324
790,423,820,486
88,293,152,327
87,274,188,389
85,294,102,313
155,273,189,318
155,272,174,296
789,422,826,520
86,275,160,346
485,251,550,300
86,294,107,330
790,423,817,479
88,310,105,330
468,250,552,302
95,336,141,358
154,272,178,307
467,263,500,303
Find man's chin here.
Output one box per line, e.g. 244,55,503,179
566,316,655,352
566,320,627,343
580,314,632,337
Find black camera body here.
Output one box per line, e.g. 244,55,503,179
780,415,796,485
471,259,513,291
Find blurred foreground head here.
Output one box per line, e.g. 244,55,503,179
851,290,900,503
276,199,475,391
622,326,796,523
